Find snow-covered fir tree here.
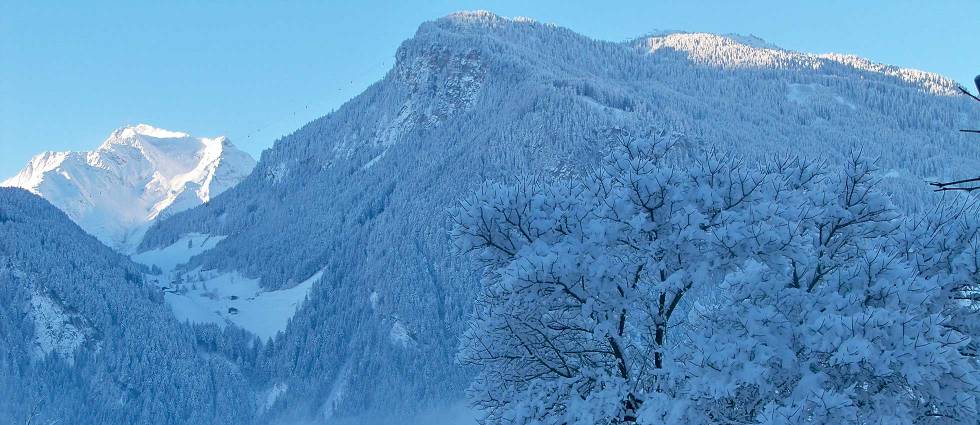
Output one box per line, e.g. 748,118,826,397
0,188,259,424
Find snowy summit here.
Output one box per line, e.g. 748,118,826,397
1,124,255,250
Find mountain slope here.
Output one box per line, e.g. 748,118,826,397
139,11,980,423
0,188,257,424
2,124,255,250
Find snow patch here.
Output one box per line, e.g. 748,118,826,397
390,320,414,347
833,94,858,110
29,292,91,364
362,149,388,170
261,382,288,412
322,360,352,420
265,162,289,184
132,232,226,272
883,169,903,179
787,82,858,110
787,82,819,104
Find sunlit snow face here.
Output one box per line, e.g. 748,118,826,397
1,124,256,251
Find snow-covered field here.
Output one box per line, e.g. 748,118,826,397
133,233,319,340
132,233,226,271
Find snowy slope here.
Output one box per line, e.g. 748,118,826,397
138,11,980,424
2,124,255,251
133,233,318,341
0,188,256,424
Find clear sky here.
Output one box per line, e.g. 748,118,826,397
2,0,978,178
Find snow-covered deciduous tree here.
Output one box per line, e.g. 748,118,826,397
664,158,980,424
453,130,786,424
894,199,980,361
454,132,980,424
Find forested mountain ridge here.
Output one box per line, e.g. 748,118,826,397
2,124,255,251
0,188,258,424
126,10,980,424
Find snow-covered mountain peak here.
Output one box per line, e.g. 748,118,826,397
110,123,190,140
444,10,504,23
639,31,958,95
642,31,781,50
425,10,554,37
641,31,799,66
93,124,239,184
2,125,256,251
721,33,781,49
441,10,534,26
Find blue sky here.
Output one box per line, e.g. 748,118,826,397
2,1,978,178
